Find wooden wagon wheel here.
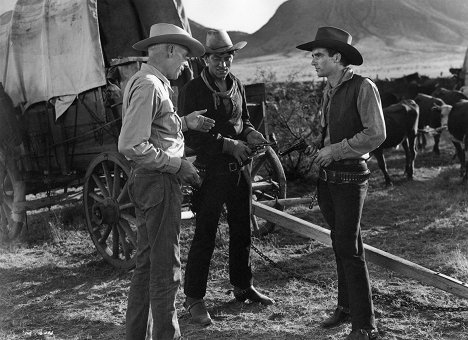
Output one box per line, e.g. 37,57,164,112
0,156,26,241
251,146,286,235
84,152,137,270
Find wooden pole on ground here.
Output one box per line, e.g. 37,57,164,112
252,201,468,300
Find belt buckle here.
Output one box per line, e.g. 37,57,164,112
228,162,238,172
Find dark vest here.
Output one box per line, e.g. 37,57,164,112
328,75,365,144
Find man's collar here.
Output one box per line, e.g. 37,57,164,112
140,63,172,91
326,67,354,90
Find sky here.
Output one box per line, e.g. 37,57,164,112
183,0,288,33
1,0,288,34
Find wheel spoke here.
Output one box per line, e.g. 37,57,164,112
1,203,11,228
112,224,120,258
2,196,13,210
98,224,112,244
89,192,105,204
116,181,129,203
102,162,113,197
92,174,110,197
120,213,136,226
119,202,134,210
113,163,121,198
119,219,137,248
117,223,132,260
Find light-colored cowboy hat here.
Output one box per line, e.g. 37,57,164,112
204,29,247,54
133,23,205,57
296,26,363,65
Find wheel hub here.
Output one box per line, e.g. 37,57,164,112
92,198,120,225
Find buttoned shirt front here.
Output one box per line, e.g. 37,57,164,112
118,63,187,173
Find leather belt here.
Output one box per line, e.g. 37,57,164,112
319,168,370,184
334,159,366,165
205,161,244,174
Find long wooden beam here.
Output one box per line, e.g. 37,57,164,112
252,201,468,300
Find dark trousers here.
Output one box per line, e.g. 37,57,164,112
184,169,253,299
317,173,375,331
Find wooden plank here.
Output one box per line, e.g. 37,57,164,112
252,201,468,299
258,197,314,208
252,181,278,191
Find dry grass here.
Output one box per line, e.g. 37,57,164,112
2,133,468,340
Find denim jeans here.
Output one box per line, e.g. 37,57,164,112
126,169,182,340
317,176,375,331
184,169,253,299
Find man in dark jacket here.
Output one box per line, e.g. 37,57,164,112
178,29,275,326
297,27,386,340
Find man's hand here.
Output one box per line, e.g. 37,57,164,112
177,159,201,186
246,130,267,144
223,138,252,164
314,145,334,167
185,109,215,132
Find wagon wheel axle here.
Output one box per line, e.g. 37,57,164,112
91,197,120,225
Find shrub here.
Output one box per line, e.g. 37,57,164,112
264,79,323,180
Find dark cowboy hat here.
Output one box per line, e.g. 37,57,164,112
204,29,247,54
296,26,363,65
133,23,205,57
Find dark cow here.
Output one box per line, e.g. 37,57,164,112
375,72,420,101
431,87,468,105
414,93,444,154
380,92,399,108
372,99,419,186
435,100,468,182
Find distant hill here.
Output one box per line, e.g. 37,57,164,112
190,0,468,59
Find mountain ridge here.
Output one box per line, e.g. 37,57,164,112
189,0,468,60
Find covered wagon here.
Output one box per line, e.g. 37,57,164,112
0,0,286,269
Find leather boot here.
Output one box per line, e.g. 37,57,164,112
234,286,275,305
184,297,212,326
321,306,351,328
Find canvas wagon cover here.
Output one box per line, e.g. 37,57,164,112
0,0,191,118
0,0,105,117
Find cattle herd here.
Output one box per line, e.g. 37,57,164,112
373,73,468,185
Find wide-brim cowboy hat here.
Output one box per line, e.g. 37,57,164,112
296,26,363,65
204,29,247,54
133,23,205,57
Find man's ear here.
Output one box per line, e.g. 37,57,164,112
202,55,209,67
334,52,341,63
167,44,175,56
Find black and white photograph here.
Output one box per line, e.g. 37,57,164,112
1,1,468,339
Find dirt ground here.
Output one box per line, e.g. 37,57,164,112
1,134,468,340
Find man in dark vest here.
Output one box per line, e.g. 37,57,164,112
297,27,386,340
178,29,275,326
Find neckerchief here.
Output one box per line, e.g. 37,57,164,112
201,68,238,110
